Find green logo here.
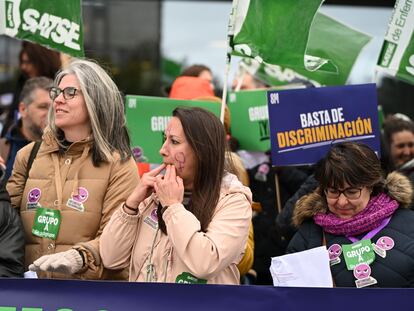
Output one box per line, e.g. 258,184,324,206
31,208,61,240
379,41,397,68
5,0,14,28
175,272,207,284
342,239,375,270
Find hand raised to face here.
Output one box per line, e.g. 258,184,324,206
126,163,166,208
154,164,184,208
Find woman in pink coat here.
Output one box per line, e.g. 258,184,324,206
100,107,252,284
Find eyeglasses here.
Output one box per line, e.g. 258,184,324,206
324,187,363,200
49,86,81,100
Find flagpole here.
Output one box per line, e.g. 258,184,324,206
220,56,231,124
221,0,239,123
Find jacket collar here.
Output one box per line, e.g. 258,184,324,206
42,127,93,155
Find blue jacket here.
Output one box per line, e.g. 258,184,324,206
0,121,29,180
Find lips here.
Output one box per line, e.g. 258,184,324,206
55,108,68,113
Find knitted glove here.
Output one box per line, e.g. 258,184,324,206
29,249,84,275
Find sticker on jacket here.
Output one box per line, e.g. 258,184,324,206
353,263,377,288
27,188,42,209
66,187,89,212
144,208,159,229
342,239,375,270
175,272,207,284
32,207,61,240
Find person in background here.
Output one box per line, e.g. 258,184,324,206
100,107,252,284
232,71,268,92
382,115,414,185
287,142,414,287
0,158,24,277
7,59,139,280
0,77,53,180
2,42,61,137
169,64,215,99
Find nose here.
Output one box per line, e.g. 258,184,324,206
54,91,65,104
159,140,168,157
336,193,348,206
402,146,412,156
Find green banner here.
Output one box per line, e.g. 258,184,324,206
0,0,84,57
376,0,414,85
228,90,271,152
234,10,371,86
126,96,221,164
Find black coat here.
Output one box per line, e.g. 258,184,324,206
287,208,414,287
0,183,25,277
276,174,318,241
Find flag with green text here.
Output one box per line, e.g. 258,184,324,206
126,96,221,164
376,0,414,85
0,0,84,57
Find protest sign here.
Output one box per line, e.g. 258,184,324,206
126,96,220,164
376,0,414,85
267,84,381,166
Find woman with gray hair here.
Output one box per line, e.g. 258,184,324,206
7,58,139,280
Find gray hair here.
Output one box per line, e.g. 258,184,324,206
48,58,132,165
20,77,53,106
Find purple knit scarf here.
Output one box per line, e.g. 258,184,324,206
313,193,399,236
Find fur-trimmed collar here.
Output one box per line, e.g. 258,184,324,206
293,171,413,227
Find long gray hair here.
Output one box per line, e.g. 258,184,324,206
48,58,132,165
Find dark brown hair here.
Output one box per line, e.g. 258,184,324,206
160,107,226,233
315,142,384,196
382,115,414,145
19,41,61,78
180,64,211,78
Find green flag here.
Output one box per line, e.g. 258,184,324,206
238,13,372,87
230,1,372,83
126,95,221,164
0,0,84,57
230,0,337,72
376,0,414,85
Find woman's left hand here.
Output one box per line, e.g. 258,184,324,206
154,164,184,207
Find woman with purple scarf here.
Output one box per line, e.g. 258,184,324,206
287,142,414,288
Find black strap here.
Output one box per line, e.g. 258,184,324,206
26,141,41,177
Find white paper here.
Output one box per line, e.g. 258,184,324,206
24,270,38,279
270,246,333,287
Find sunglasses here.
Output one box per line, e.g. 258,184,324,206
49,86,81,100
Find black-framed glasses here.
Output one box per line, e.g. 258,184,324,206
49,86,81,100
324,187,363,200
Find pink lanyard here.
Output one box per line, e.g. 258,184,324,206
346,217,391,243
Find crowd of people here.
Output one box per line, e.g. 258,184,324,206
0,41,413,289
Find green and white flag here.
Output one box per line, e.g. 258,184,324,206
0,0,84,57
230,0,372,79
376,0,414,85
238,13,372,87
230,0,336,73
